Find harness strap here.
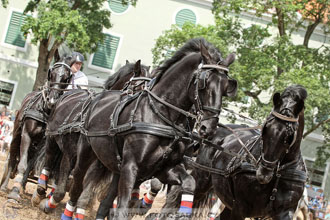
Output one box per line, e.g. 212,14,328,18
86,122,180,139
145,88,197,119
218,123,258,166
24,109,48,124
201,64,229,72
271,111,298,123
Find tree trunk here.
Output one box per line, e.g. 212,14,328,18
32,39,51,91
32,38,60,91
275,6,285,76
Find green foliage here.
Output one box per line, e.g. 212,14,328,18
152,0,330,163
152,23,228,67
22,0,114,54
1,0,8,8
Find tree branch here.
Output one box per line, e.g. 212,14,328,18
244,90,264,106
276,7,286,36
303,118,330,138
303,2,326,47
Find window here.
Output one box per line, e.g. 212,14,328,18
91,33,121,70
0,80,16,107
4,11,27,48
175,9,197,28
108,0,130,14
304,158,328,189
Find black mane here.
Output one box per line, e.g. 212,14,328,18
154,38,223,81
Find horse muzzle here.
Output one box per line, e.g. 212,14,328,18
256,165,274,184
198,118,217,139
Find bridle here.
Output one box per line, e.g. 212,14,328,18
47,62,72,81
259,109,299,171
42,62,72,108
191,62,230,130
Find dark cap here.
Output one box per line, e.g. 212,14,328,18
72,52,84,63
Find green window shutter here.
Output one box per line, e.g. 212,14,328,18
108,0,129,14
5,11,27,48
0,80,15,106
175,9,196,28
92,34,120,70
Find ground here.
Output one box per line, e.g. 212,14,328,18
0,153,166,220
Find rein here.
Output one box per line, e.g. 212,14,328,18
47,82,105,91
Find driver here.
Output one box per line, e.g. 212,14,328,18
67,52,88,89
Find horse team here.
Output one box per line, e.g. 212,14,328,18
0,38,308,220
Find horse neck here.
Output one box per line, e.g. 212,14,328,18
108,74,131,90
152,54,199,113
282,110,305,164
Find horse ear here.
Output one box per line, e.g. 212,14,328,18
54,49,61,63
225,79,238,97
295,100,305,115
200,41,212,64
134,60,142,77
126,60,130,65
222,53,236,67
272,92,282,108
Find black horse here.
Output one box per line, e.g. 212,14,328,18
0,52,74,202
30,60,151,213
167,85,308,220
57,38,237,219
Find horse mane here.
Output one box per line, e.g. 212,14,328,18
154,38,223,82
103,62,149,90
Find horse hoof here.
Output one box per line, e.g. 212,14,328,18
145,213,160,220
0,186,8,193
31,190,45,207
39,198,56,214
7,189,21,202
6,198,22,209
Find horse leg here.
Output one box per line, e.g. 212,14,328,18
39,144,71,214
138,178,163,215
0,130,21,191
157,163,195,219
61,135,96,220
95,174,120,220
7,124,32,202
219,207,231,220
0,154,12,192
272,210,296,220
32,136,59,206
115,160,139,219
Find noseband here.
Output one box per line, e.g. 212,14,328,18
47,62,72,80
259,110,299,171
43,62,72,107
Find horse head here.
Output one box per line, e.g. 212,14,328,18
103,60,151,90
45,51,73,109
256,85,307,184
195,42,237,138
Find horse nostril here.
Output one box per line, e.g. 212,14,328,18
199,125,207,138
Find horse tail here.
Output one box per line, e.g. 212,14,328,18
83,159,113,202
33,139,62,179
192,190,214,220
160,185,182,211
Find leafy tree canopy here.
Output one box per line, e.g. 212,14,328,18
1,0,8,8
21,0,136,90
152,0,330,165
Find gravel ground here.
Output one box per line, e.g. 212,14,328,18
0,153,167,220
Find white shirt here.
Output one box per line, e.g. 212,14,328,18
67,71,88,89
